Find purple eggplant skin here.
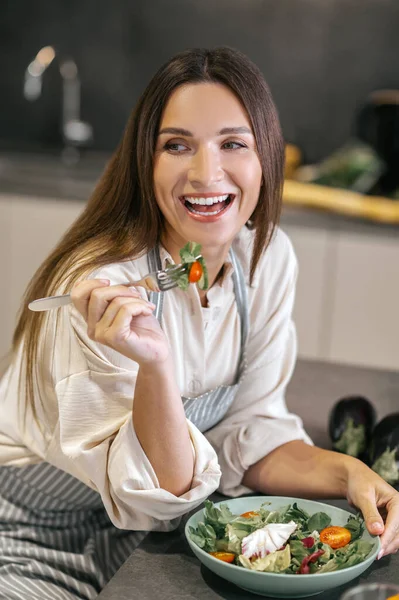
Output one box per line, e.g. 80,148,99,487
369,413,399,490
328,396,377,460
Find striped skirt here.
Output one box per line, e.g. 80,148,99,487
0,462,145,599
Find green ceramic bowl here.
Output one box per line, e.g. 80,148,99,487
185,496,380,598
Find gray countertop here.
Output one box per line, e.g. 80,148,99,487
98,358,399,600
1,151,398,238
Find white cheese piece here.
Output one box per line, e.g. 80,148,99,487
241,520,297,559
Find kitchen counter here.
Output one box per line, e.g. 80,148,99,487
97,358,399,600
1,150,398,238
0,150,107,203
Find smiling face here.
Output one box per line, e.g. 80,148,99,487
153,82,263,260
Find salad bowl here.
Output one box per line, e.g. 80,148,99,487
185,496,380,598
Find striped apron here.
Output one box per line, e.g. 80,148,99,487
0,247,248,599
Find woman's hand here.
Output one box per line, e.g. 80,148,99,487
345,459,399,558
243,441,399,557
71,279,171,365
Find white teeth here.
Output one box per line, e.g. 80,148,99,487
183,194,230,205
189,206,225,216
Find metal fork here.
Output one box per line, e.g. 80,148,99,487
28,263,188,312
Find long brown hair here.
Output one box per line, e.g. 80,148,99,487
13,46,285,421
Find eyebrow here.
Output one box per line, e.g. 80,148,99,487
158,126,253,136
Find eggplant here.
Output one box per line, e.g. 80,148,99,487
369,413,399,489
328,395,377,460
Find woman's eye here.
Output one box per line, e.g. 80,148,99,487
164,142,188,152
222,141,246,150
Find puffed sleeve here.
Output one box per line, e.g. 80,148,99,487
204,229,313,497
46,276,221,531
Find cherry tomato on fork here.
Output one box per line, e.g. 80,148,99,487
188,261,203,283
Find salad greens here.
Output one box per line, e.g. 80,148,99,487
189,500,375,575
166,242,209,291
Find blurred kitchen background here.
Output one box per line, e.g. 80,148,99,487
0,0,398,370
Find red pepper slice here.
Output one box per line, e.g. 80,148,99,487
298,549,325,574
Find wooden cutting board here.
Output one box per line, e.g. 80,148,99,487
283,179,399,224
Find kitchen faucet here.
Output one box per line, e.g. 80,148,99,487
23,46,93,162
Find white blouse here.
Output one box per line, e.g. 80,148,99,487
0,226,312,531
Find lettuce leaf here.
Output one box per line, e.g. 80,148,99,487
317,540,374,573
179,242,198,264
345,513,365,541
188,522,217,552
282,503,310,530
239,545,291,573
318,543,333,563
226,518,259,537
202,500,237,536
264,510,287,524
306,512,331,532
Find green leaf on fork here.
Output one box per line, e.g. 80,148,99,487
165,242,209,291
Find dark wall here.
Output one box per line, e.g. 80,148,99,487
1,0,398,162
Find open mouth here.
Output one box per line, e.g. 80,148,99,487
179,193,235,217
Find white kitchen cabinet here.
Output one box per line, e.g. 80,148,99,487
1,194,83,356
328,231,399,371
283,219,399,371
282,224,335,361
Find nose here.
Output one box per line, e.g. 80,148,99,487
188,145,224,188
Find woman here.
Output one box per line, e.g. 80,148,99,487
0,47,398,599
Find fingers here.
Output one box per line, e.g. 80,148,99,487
94,296,155,346
86,286,145,337
378,495,399,558
71,279,150,332
71,279,111,320
349,466,399,558
354,481,399,558
356,490,385,537
97,295,155,333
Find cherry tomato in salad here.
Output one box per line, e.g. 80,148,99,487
209,552,236,563
320,526,351,549
240,511,260,518
188,261,203,283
